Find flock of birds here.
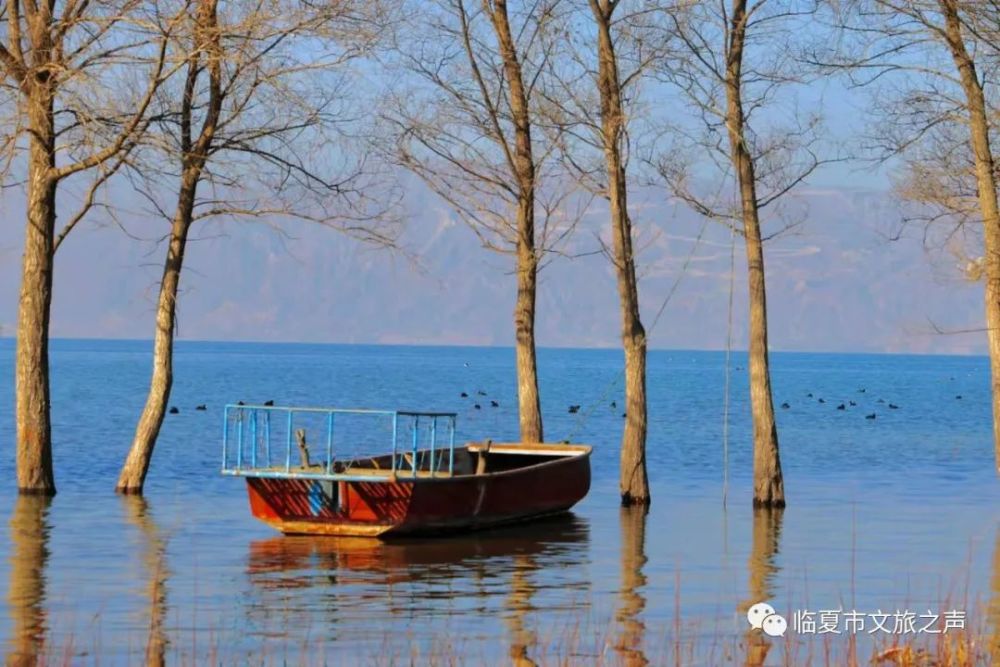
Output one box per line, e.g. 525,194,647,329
167,399,274,415
458,389,500,410
165,366,966,422
459,390,627,417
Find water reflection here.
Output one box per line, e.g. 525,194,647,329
743,508,784,667
988,525,1000,663
121,496,169,667
6,496,52,667
614,506,648,666
245,515,590,654
506,553,538,666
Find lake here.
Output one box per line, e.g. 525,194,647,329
1,339,998,664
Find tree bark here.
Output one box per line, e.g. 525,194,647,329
489,0,543,443
16,80,57,496
117,0,220,494
116,173,198,494
940,0,1000,472
590,0,650,506
725,0,785,508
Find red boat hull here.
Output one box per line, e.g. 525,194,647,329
245,444,591,537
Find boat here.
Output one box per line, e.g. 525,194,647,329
221,404,591,537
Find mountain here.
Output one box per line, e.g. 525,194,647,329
0,183,987,354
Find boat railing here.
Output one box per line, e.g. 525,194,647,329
221,404,458,481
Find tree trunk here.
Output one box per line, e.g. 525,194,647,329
16,85,57,496
514,229,544,443
490,0,543,443
118,0,220,494
591,0,650,506
940,0,1000,472
116,170,198,494
725,0,785,508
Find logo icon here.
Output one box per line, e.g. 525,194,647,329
747,601,787,637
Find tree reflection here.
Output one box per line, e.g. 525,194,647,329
506,553,539,666
121,496,169,667
614,505,648,666
742,507,784,667
989,525,1000,663
6,495,52,666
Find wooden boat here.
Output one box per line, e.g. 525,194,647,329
222,404,591,537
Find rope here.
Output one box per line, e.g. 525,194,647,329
563,218,711,443
722,228,736,509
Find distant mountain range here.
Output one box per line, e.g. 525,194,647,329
0,184,987,354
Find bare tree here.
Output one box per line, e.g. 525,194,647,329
116,0,398,494
537,1,667,505
383,0,580,444
588,0,652,505
0,2,174,495
651,1,828,507
818,1,1000,469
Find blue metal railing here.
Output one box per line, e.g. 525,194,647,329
221,404,458,481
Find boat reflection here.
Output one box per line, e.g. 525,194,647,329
6,496,52,667
742,507,784,667
246,514,590,654
121,496,169,667
613,505,648,666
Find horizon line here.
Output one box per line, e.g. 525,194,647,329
0,335,987,359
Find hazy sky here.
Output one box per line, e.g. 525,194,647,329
0,176,987,355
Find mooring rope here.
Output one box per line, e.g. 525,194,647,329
722,227,736,509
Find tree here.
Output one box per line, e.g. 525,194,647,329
0,1,173,495
652,1,828,507
588,0,651,505
116,0,397,494
818,0,1000,470
383,0,579,444
540,0,666,505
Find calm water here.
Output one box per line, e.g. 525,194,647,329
1,339,999,665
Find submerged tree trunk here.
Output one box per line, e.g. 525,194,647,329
725,0,785,508
16,86,57,496
591,0,650,506
940,0,1000,472
490,0,543,443
115,179,196,494
118,0,220,494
